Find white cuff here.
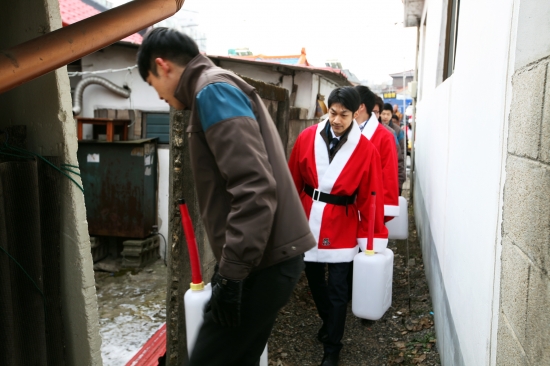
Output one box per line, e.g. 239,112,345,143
357,238,389,253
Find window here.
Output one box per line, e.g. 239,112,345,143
443,0,460,80
144,113,170,144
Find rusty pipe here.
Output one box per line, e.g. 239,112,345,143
0,0,184,94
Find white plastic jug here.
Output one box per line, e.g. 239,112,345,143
184,283,212,354
352,248,394,320
385,196,408,240
184,284,268,365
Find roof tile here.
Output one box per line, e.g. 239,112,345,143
58,0,143,44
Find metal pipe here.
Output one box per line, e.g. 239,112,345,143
72,76,130,116
0,0,184,94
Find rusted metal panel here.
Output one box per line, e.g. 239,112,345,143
77,139,158,239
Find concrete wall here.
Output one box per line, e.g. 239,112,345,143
0,0,102,364
80,45,169,119
413,0,516,364
496,0,550,364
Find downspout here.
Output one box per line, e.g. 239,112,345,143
409,23,421,202
0,0,184,94
72,76,130,116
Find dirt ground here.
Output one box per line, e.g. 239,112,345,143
267,187,441,366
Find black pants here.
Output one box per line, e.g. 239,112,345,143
305,261,351,354
188,255,304,366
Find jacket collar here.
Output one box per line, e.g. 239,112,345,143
174,54,217,110
361,112,379,140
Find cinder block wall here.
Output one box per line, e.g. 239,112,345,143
497,57,550,365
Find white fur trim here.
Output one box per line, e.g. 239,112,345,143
317,119,361,193
314,120,330,186
304,246,358,263
357,238,389,253
384,205,400,217
361,113,379,140
307,200,326,261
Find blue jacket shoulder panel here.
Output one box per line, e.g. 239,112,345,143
196,82,256,131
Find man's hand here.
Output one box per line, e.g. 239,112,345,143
209,274,243,327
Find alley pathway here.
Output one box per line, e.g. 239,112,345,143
267,184,441,366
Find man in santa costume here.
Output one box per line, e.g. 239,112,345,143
354,86,400,221
289,87,387,366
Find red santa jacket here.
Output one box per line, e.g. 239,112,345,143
289,119,388,262
360,113,400,218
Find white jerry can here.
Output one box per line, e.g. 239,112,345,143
184,283,213,354
351,248,394,320
184,283,268,365
385,196,409,240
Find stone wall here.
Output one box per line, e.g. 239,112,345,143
497,56,550,365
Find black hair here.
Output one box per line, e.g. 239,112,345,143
354,85,377,115
383,103,393,112
392,114,399,121
137,27,200,81
327,87,361,113
374,96,384,113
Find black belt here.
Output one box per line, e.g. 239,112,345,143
304,184,356,206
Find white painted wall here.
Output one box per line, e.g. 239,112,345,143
293,71,313,112
514,0,550,69
414,0,515,364
80,45,169,119
157,148,170,261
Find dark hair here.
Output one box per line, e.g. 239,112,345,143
374,96,384,112
383,103,393,112
327,87,361,113
354,85,377,115
392,114,399,121
137,27,200,81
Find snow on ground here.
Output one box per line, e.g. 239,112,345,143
95,260,167,366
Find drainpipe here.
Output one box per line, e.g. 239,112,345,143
0,0,184,94
72,76,130,116
409,24,421,202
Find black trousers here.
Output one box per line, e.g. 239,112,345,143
305,261,352,354
188,255,304,366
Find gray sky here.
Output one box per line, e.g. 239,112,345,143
114,0,418,83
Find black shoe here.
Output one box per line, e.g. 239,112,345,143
317,325,328,343
320,351,339,366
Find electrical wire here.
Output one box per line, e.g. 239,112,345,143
0,131,84,193
61,167,81,177
68,65,137,77
157,232,168,266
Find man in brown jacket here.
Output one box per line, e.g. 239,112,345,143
137,28,315,366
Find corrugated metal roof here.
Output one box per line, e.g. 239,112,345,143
58,0,143,44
